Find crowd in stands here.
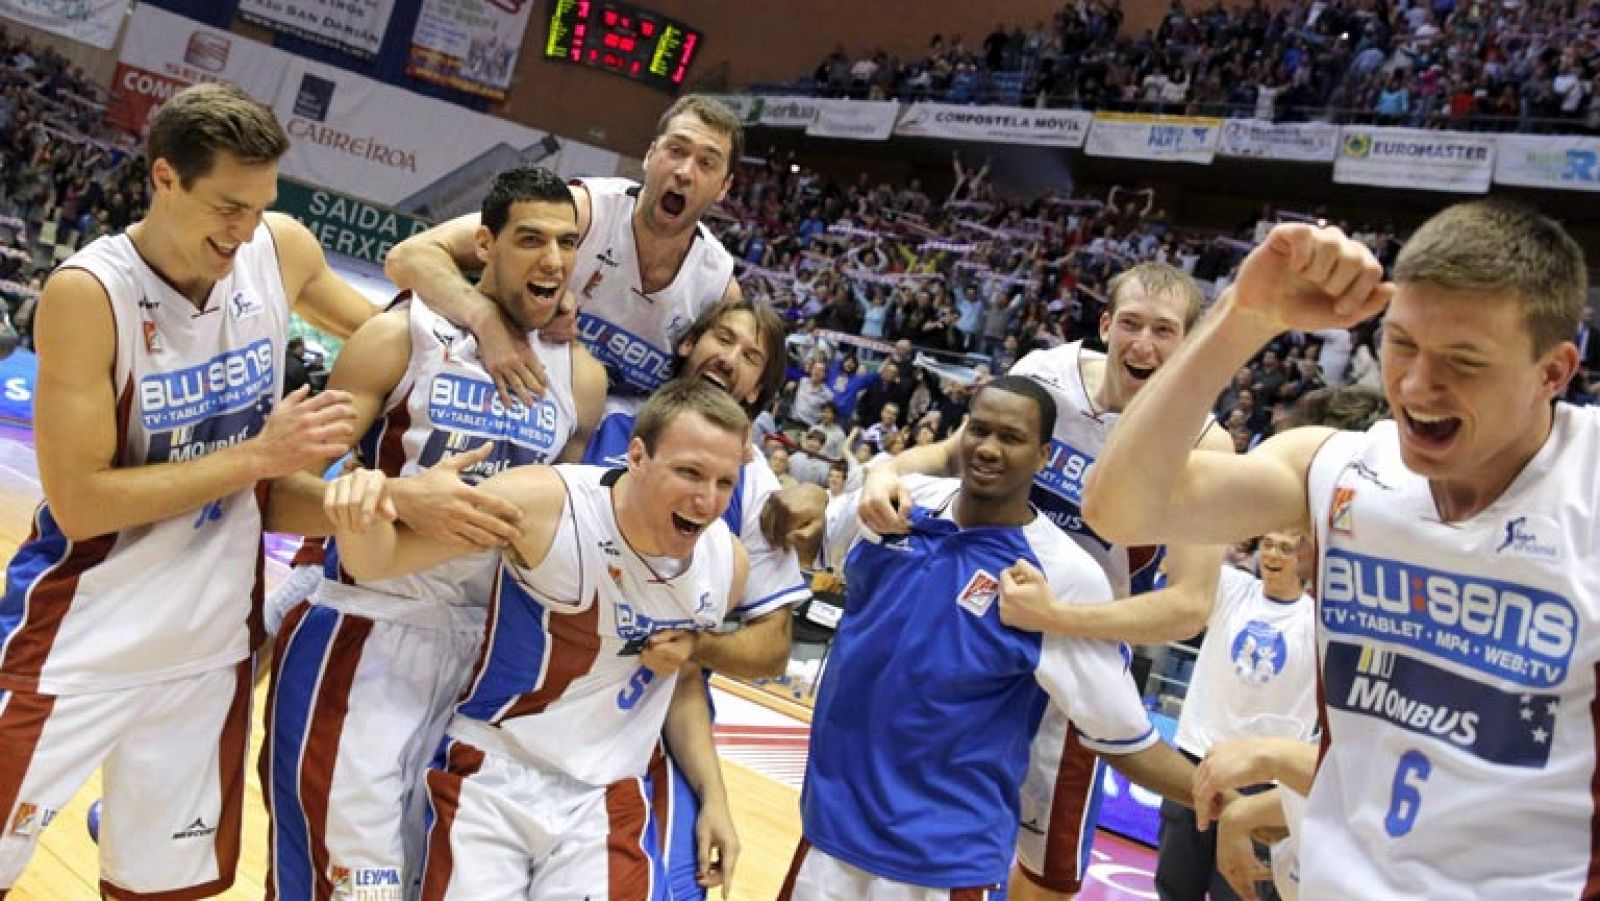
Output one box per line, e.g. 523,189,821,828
799,0,1600,132
0,18,1588,453
707,147,1596,495
0,24,142,349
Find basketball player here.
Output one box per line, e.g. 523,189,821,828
858,262,1231,899
579,295,796,896
323,379,747,899
258,167,607,898
1084,202,1600,897
781,377,1199,899
0,82,375,896
389,97,816,898
385,94,745,414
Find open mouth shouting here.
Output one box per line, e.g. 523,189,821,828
527,281,561,301
670,511,708,537
1124,361,1156,381
660,190,688,217
1400,407,1461,450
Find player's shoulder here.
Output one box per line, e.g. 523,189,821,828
905,474,959,509
1012,341,1086,388
1023,513,1113,602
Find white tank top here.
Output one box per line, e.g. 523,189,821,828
1010,341,1165,597
0,225,288,694
315,293,576,626
449,464,736,786
1304,406,1600,897
569,177,734,415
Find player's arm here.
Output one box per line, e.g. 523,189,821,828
327,463,565,581
33,269,357,540
854,434,959,533
1033,561,1197,808
266,212,376,340
1215,790,1281,898
668,541,747,894
1194,737,1319,830
998,427,1233,642
663,659,739,897
265,309,410,534
693,607,792,679
1084,226,1389,547
556,343,608,463
384,211,548,405
1100,740,1197,808
264,310,525,547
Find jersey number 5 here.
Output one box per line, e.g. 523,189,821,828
1384,749,1431,837
617,666,656,710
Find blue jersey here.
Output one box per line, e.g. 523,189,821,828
806,478,1157,887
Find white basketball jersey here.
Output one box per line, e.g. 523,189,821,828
1175,566,1318,757
317,293,577,623
0,225,287,694
569,177,733,415
449,465,735,787
1010,342,1163,596
1304,406,1600,897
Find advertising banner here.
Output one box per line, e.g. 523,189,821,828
274,56,619,216
894,103,1092,148
750,95,819,129
408,0,534,101
1493,134,1600,193
238,0,396,59
1217,119,1339,162
1086,112,1223,164
108,4,286,134
805,99,898,141
0,0,129,50
1333,127,1494,193
275,178,432,266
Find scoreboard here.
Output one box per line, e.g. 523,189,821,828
545,0,703,92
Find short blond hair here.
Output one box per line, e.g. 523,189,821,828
633,377,749,454
1106,262,1205,332
1395,201,1587,356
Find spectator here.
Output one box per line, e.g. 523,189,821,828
789,429,834,487
791,359,835,427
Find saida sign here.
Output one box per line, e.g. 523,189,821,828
275,178,431,266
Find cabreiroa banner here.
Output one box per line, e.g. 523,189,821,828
274,55,619,214
408,0,535,101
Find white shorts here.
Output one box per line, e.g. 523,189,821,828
262,599,481,900
1014,705,1105,895
0,660,252,897
778,840,1005,900
418,735,667,901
